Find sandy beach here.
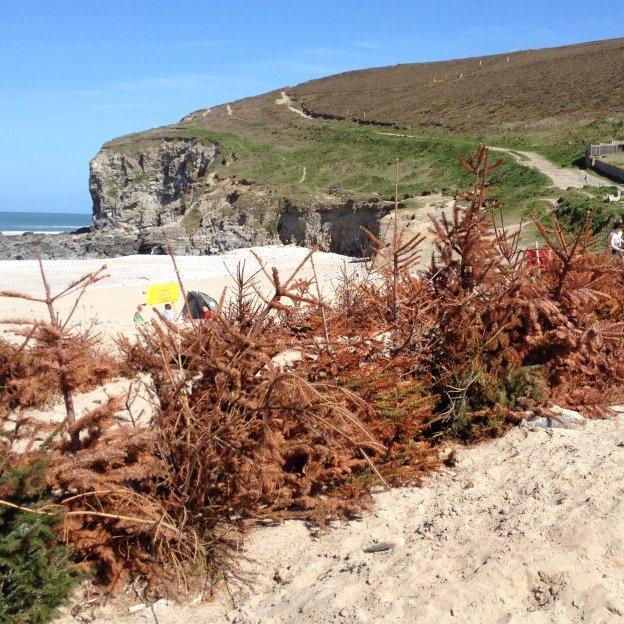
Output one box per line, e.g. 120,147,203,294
53,413,624,624
0,246,359,340
6,244,624,624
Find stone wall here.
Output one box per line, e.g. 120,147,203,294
585,141,624,182
589,159,624,183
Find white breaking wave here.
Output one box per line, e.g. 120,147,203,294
2,230,65,235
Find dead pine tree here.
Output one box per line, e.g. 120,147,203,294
249,248,321,334
429,145,505,293
0,249,109,429
362,158,425,322
459,144,504,216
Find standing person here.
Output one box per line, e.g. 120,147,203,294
610,224,624,254
133,304,145,326
162,303,175,323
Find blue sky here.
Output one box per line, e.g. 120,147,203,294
1,1,621,214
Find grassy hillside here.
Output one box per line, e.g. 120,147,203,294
103,38,624,227
106,92,548,212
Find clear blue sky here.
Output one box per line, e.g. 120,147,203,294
1,1,621,214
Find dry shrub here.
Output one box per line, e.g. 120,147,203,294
513,218,624,409
5,147,624,599
127,317,380,515
37,251,385,593
0,255,138,592
0,255,118,421
0,339,32,416
296,146,624,443
0,331,117,415
47,401,170,592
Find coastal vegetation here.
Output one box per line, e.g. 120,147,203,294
0,460,82,623
177,122,550,212
2,147,624,619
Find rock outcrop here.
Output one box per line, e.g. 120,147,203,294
90,139,216,231
279,200,388,256
1,136,390,260
0,229,139,260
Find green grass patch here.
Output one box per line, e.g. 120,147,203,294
177,120,550,218
131,172,151,184
491,116,624,168
602,152,624,167
265,218,279,236
107,86,624,230
551,190,621,240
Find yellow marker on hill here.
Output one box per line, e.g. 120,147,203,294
146,282,181,306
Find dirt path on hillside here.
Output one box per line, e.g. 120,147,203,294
373,130,418,139
58,410,624,624
488,147,609,189
275,90,314,120
298,165,307,183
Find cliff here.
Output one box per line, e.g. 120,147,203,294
88,137,279,255
85,133,391,257
4,37,622,260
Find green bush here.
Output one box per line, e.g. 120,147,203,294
0,461,82,624
553,192,619,238
265,218,279,237
433,363,547,441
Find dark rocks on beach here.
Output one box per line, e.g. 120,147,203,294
0,224,268,260
0,228,138,260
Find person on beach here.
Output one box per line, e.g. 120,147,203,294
201,303,212,320
162,303,175,323
133,304,145,326
610,224,624,255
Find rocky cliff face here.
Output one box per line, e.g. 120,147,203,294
83,136,389,259
279,200,388,256
87,137,283,255
0,136,389,260
90,139,216,231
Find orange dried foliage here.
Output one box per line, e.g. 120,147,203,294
4,146,624,596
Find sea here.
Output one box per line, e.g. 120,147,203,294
0,211,91,235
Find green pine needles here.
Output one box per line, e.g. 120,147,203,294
0,460,82,624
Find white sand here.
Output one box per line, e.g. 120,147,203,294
54,415,624,623
10,246,624,622
0,246,359,340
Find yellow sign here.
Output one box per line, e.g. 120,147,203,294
146,282,181,306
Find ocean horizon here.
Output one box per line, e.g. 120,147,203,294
0,211,91,234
